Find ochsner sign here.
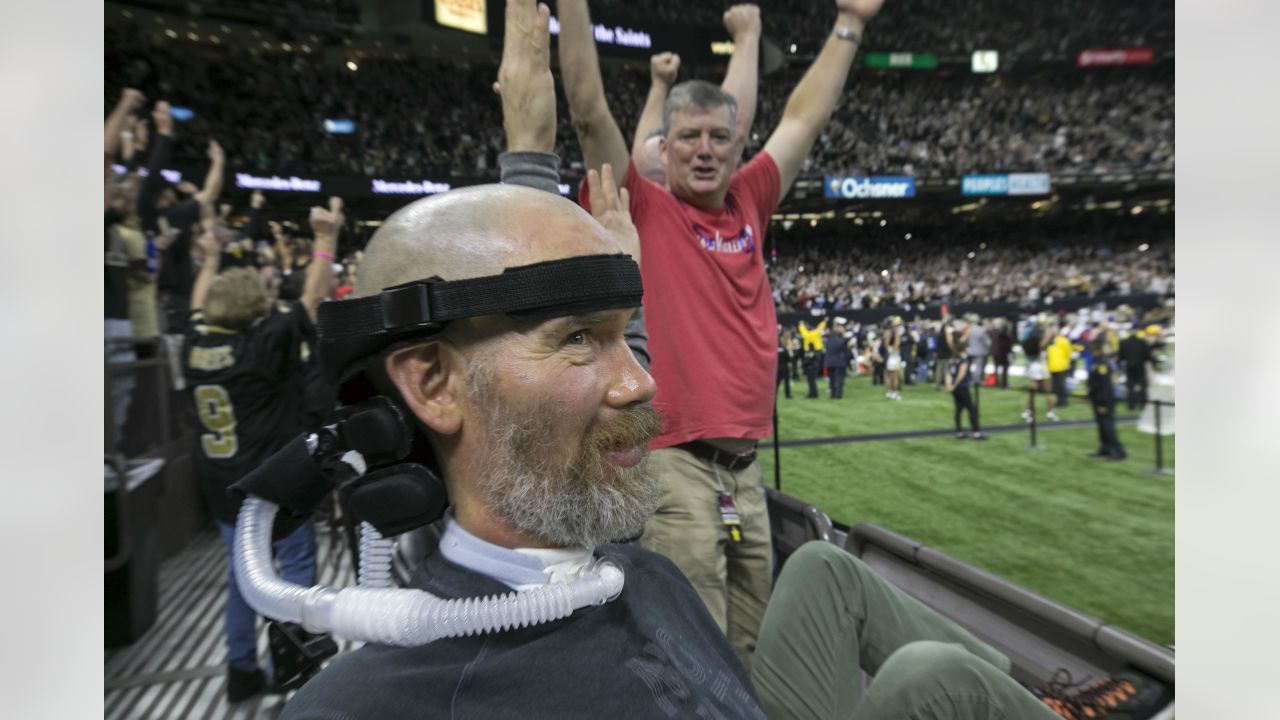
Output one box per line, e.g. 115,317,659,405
824,176,917,199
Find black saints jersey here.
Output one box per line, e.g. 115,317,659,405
184,302,315,523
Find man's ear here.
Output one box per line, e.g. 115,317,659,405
658,137,669,170
384,341,463,436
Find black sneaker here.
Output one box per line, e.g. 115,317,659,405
1107,453,1128,462
226,665,265,703
1088,450,1110,458
1034,668,1173,720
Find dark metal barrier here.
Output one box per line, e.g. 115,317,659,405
766,488,835,578
104,336,208,647
847,522,1175,687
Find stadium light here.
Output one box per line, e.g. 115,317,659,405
165,28,178,39
880,269,889,277
904,233,912,239
968,252,976,259
880,219,887,227
347,60,359,71
1139,243,1150,252
1131,206,1144,215
809,219,818,227
790,44,797,53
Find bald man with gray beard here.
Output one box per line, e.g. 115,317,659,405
279,4,1150,718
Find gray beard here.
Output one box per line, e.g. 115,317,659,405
475,408,663,548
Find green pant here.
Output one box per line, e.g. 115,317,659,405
752,542,1060,720
641,447,773,671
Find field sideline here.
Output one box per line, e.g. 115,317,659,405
759,373,1175,645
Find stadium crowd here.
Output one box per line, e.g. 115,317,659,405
769,217,1175,312
757,70,1174,179
594,0,1172,55
106,33,1172,180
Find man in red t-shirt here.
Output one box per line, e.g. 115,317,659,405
561,0,885,668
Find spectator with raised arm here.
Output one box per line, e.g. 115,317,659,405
184,197,342,703
105,88,148,451
138,99,226,333
560,0,885,669
631,4,762,184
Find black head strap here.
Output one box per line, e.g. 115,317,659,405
317,253,642,384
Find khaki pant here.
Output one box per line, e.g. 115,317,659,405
641,447,773,670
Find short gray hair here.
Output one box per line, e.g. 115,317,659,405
662,80,737,136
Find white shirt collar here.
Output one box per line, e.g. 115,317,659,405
438,513,594,591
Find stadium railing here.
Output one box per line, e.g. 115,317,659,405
845,521,1174,687
766,487,836,576
104,336,208,645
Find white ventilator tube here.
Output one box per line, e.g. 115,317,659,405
233,496,625,646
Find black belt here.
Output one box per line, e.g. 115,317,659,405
674,440,757,472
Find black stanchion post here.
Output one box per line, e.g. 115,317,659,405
1028,384,1042,450
1152,399,1173,475
772,400,782,491
973,360,981,418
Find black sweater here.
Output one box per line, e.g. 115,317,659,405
281,544,764,720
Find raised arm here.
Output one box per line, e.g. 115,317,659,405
301,197,343,323
195,140,226,206
105,88,145,163
762,0,883,196
719,4,762,154
631,52,680,160
556,0,630,179
190,205,222,311
136,101,173,231
496,0,556,154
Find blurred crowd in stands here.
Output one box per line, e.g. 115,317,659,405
106,35,1172,180
769,216,1175,312
596,0,1172,56
758,70,1174,178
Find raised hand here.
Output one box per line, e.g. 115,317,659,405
587,163,639,261
649,52,681,87
836,0,884,24
722,4,761,39
120,88,146,113
207,139,225,164
494,0,555,152
250,190,265,209
310,198,344,237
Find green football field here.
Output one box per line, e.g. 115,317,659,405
759,372,1175,645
